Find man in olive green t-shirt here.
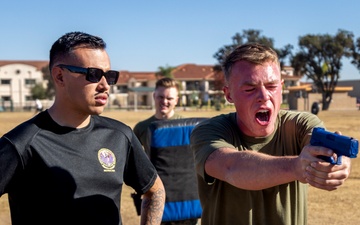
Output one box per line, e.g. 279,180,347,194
190,43,353,225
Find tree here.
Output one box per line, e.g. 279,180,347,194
31,83,47,99
156,65,175,78
41,65,55,99
351,36,360,71
31,65,54,100
213,29,293,68
291,29,355,110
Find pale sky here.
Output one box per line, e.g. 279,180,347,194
1,0,360,80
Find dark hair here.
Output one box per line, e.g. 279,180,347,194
222,43,279,82
49,31,106,71
155,77,180,92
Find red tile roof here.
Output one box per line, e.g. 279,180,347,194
172,64,218,80
118,71,157,84
117,63,222,85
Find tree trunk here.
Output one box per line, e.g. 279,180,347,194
321,92,333,110
322,100,330,110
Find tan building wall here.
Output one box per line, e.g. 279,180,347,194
294,92,357,112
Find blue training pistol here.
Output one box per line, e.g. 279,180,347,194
310,127,359,165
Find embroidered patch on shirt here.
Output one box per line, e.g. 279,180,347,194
98,148,116,172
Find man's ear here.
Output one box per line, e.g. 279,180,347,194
223,86,233,103
52,67,64,86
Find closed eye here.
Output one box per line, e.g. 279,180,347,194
245,88,255,92
266,84,279,90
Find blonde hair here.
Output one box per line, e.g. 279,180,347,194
155,77,180,92
222,43,280,82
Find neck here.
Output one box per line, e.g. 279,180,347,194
155,110,174,120
48,106,91,128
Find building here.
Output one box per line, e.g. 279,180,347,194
115,64,223,111
287,84,357,111
337,79,360,107
0,60,48,111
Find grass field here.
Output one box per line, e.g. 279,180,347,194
0,108,359,225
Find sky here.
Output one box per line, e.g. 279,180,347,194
1,0,360,81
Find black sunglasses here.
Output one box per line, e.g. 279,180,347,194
57,64,119,85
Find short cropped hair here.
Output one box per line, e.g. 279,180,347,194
49,31,106,71
155,77,180,92
222,43,279,82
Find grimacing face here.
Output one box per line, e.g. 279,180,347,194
153,86,179,119
223,60,283,137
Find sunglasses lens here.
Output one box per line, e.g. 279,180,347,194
87,69,103,83
86,68,119,84
105,71,119,85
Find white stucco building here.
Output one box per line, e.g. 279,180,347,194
0,61,48,111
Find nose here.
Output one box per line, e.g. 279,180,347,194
97,76,110,90
257,86,270,102
160,98,169,104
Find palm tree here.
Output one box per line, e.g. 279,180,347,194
156,65,174,78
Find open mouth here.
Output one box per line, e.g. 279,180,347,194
256,110,270,123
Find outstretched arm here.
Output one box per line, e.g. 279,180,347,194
205,144,351,191
205,147,302,190
140,175,165,225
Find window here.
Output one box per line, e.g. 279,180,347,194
1,79,11,85
208,81,216,90
25,79,36,85
117,85,128,93
186,81,200,91
1,96,11,101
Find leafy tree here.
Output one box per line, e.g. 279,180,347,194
41,65,55,98
213,29,293,68
351,37,360,71
31,83,47,99
156,65,175,78
291,29,355,110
